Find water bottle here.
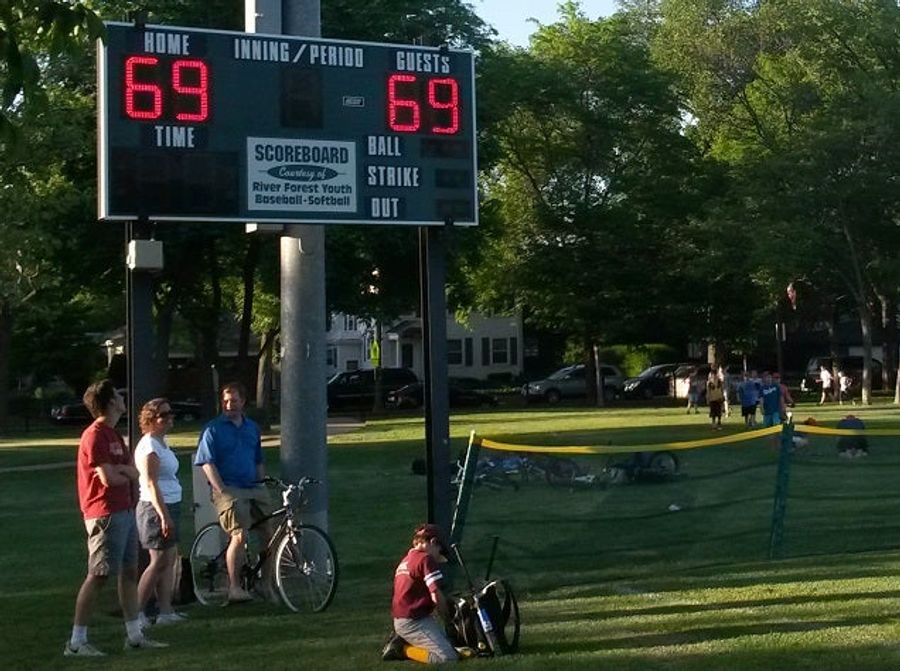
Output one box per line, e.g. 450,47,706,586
477,606,493,633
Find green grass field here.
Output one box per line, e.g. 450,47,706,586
3,400,900,669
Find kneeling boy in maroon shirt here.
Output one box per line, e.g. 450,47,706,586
384,523,459,664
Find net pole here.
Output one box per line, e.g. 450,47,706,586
768,421,794,559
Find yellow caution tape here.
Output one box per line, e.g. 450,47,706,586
792,425,900,437
479,424,783,456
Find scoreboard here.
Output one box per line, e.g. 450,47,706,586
97,22,477,225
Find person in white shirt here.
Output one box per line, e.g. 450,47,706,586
135,398,186,626
819,366,833,405
838,370,852,405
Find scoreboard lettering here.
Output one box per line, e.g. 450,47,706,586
98,23,477,225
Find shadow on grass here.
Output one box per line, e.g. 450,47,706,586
531,588,900,623
526,612,900,654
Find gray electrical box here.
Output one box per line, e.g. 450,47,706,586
126,239,164,270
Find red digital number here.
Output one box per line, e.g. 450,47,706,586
387,74,420,132
428,77,459,135
124,55,163,120
172,59,209,122
387,74,461,134
123,56,210,122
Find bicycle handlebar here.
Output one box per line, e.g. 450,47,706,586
258,475,321,490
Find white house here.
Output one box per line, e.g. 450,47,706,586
325,311,523,381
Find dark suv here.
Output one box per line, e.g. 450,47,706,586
327,368,418,409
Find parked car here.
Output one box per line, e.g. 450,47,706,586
800,356,884,393
50,393,202,425
50,399,94,425
386,383,498,410
521,363,625,404
327,367,418,409
621,363,686,399
169,400,203,421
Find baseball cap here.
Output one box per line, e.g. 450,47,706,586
415,523,448,555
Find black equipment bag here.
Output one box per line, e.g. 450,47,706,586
448,579,520,656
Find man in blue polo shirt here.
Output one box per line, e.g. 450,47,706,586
759,371,783,428
194,382,271,603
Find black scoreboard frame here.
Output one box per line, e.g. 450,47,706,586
97,22,478,226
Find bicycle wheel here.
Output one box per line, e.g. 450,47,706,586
274,524,338,613
545,457,578,487
648,451,679,477
189,523,229,606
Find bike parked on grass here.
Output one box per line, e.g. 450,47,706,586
603,450,680,484
189,476,338,613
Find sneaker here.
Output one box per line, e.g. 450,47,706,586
124,636,170,651
64,642,106,657
155,612,188,625
138,612,153,629
381,633,407,661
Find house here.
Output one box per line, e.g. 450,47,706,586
326,311,523,381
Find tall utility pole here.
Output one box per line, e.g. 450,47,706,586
246,0,328,531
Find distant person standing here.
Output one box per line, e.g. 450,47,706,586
686,372,702,414
65,380,167,656
738,373,760,428
819,365,834,405
759,372,783,428
772,372,794,420
194,382,272,603
838,370,852,405
718,366,732,418
706,373,725,430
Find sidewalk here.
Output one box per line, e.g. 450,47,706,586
0,417,365,474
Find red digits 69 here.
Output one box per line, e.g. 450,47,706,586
387,73,459,134
124,56,209,122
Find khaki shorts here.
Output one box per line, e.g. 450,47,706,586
211,486,272,537
85,509,138,577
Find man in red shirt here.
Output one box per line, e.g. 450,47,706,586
383,523,459,663
64,380,167,656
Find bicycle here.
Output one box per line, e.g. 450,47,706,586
603,450,680,484
519,453,596,488
189,476,338,613
451,454,522,491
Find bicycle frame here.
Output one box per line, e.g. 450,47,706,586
216,478,309,587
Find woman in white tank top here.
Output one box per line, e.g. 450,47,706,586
135,398,186,625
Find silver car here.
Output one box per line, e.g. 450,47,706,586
521,364,624,404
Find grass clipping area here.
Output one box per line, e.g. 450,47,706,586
3,403,900,669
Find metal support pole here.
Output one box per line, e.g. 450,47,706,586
768,421,794,559
419,225,451,531
246,0,328,531
125,219,156,448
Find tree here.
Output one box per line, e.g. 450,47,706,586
0,16,121,424
655,0,900,403
465,4,711,402
322,0,495,49
0,1,105,140
318,0,496,328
